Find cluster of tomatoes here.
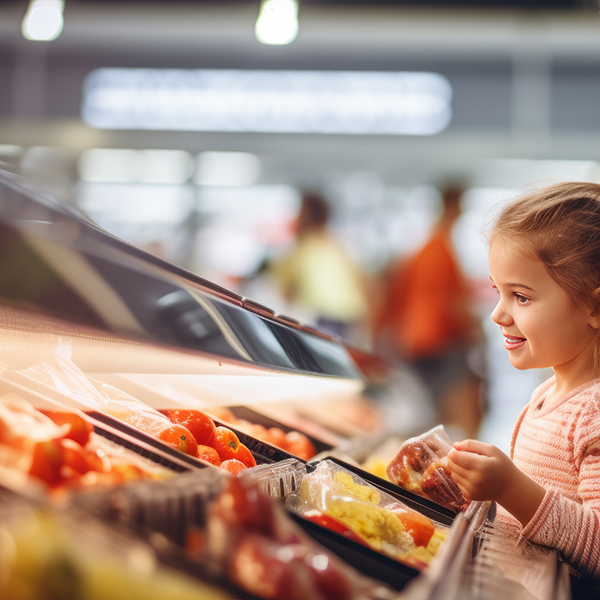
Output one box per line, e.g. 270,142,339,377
159,409,257,476
33,410,155,488
207,407,317,461
0,399,154,490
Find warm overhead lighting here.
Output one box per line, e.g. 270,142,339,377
195,152,262,187
82,68,452,136
255,0,299,46
21,0,64,41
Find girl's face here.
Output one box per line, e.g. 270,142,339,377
489,236,600,383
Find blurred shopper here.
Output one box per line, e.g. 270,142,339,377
375,183,485,439
272,190,371,343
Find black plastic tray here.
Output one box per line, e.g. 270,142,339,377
289,511,421,592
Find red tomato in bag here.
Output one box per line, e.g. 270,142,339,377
157,424,198,456
197,444,221,466
212,426,256,468
159,409,217,447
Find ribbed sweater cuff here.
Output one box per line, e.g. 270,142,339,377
520,488,558,545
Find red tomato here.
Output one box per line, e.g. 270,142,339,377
265,427,286,448
156,424,198,456
220,459,248,476
28,438,64,486
84,446,112,473
216,477,276,533
283,431,317,460
212,426,256,468
159,409,217,447
60,438,91,475
197,444,221,467
235,419,268,441
390,505,435,548
40,410,94,447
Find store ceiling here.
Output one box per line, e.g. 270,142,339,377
0,0,599,191
2,0,589,5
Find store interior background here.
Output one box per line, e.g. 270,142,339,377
1,0,600,451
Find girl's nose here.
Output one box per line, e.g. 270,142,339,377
491,299,510,325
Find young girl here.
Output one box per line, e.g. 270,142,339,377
447,181,600,586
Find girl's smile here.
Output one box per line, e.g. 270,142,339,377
503,335,526,351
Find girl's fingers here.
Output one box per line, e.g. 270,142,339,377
453,439,483,452
448,448,476,469
452,439,496,456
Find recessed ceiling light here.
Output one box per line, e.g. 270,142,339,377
255,0,299,46
21,0,64,41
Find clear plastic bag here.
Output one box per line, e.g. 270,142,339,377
288,459,450,567
13,338,199,457
386,424,467,513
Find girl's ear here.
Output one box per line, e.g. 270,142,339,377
590,287,600,329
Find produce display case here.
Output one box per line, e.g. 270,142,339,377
0,169,572,600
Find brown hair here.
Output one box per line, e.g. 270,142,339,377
491,181,600,362
297,191,331,235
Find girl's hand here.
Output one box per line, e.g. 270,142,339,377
447,439,513,502
447,439,546,527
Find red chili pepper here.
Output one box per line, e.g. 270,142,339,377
303,512,369,547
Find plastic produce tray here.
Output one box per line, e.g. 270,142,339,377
86,411,298,470
283,457,457,592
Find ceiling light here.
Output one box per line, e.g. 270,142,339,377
22,0,64,41
255,0,299,46
82,68,452,136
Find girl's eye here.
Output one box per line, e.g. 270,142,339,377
515,293,529,305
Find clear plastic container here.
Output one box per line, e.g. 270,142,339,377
240,457,308,501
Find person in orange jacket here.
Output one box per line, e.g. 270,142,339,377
376,183,485,438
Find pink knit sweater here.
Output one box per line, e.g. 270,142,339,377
499,376,600,578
